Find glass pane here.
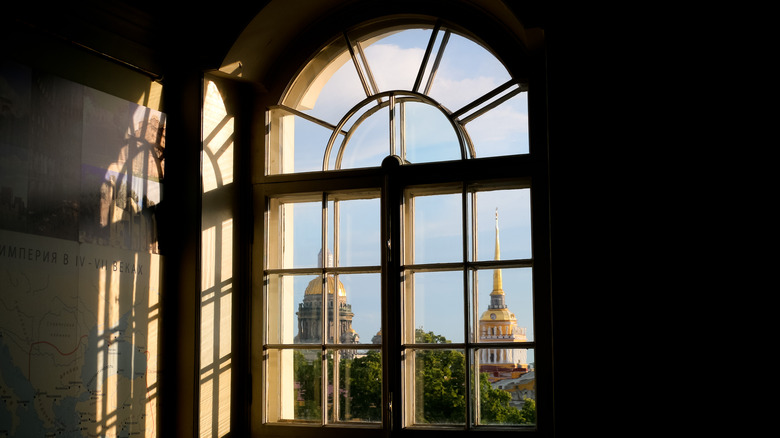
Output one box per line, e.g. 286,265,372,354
304,49,367,125
410,270,464,344
411,348,466,425
292,116,334,173
336,273,381,344
293,349,323,421
475,348,536,426
465,91,529,157
408,191,462,264
475,267,533,342
334,349,382,422
400,101,461,164
331,197,380,267
427,32,512,113
472,188,531,261
268,199,322,269
265,348,321,422
338,104,389,170
318,274,350,344
266,274,319,344
294,275,328,344
268,108,334,175
361,29,431,92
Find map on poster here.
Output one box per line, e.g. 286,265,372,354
0,60,164,437
0,231,160,437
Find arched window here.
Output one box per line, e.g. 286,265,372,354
267,23,529,174
256,13,549,437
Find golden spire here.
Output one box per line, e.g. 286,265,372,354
492,208,504,295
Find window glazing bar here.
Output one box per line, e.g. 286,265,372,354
399,101,406,161
269,104,347,135
457,83,528,125
355,39,380,95
345,32,381,101
389,94,396,157
451,80,518,120
423,29,450,96
413,23,442,93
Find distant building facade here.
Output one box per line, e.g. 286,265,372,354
295,250,360,346
478,211,533,403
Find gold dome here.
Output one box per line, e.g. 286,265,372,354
479,308,515,322
304,276,347,296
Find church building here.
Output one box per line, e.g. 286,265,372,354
479,211,529,381
295,251,359,345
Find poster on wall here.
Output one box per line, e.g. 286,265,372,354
0,60,164,437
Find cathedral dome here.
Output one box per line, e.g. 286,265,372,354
304,276,347,296
479,308,515,322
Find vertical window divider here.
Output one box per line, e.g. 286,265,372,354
469,188,480,427
320,192,329,426
399,101,406,162
381,155,403,432
389,94,396,157
461,183,472,429
332,195,341,424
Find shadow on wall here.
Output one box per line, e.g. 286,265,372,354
0,59,164,437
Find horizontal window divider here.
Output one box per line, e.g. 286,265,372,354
265,265,381,275
474,342,536,349
404,425,468,431
264,344,382,350
261,154,533,185
264,267,322,276
402,258,532,272
260,168,384,188
320,422,382,428
403,343,468,350
263,422,382,431
403,342,535,350
404,424,536,432
467,258,533,269
396,156,533,184
402,262,463,272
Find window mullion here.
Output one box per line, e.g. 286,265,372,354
320,192,329,426
332,196,342,424
461,183,473,429
381,155,403,433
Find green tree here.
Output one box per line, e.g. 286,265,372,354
517,397,536,424
293,350,321,420
479,372,523,424
414,329,467,423
340,350,382,421
292,329,535,425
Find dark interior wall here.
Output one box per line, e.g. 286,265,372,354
0,15,174,438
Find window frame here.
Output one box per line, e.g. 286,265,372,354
251,16,551,438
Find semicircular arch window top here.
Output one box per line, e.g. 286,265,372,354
267,23,530,175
